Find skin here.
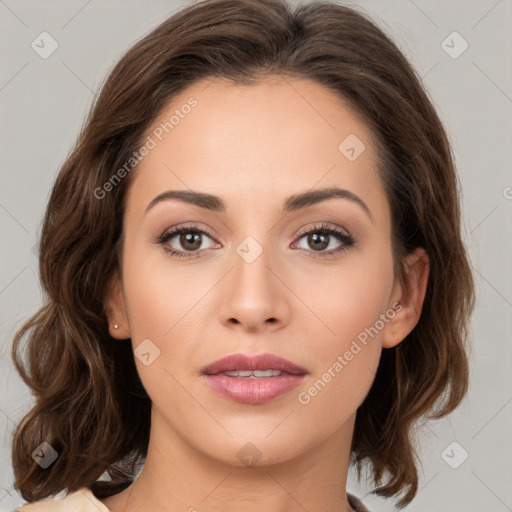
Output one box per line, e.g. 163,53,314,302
103,75,429,512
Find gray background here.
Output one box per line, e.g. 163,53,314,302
1,0,511,511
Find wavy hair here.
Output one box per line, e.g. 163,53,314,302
11,0,475,508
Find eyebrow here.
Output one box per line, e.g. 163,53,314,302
145,186,373,222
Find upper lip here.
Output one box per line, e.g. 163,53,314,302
201,353,308,376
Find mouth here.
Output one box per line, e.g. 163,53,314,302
201,353,308,404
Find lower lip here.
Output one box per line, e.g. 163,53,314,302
203,374,306,404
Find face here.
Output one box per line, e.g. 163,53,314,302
106,75,425,468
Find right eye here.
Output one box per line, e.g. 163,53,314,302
157,224,220,259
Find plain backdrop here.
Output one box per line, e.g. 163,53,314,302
1,1,511,511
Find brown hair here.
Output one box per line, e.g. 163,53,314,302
11,0,475,508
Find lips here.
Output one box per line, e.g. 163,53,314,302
201,353,308,404
201,353,308,376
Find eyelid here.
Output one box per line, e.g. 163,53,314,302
157,223,219,246
294,222,351,239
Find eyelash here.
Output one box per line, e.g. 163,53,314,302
156,222,355,260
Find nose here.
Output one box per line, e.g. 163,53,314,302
218,236,290,334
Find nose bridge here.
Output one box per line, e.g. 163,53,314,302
231,229,276,295
218,225,289,330
229,204,279,273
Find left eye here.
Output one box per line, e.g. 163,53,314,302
295,230,346,252
292,223,355,257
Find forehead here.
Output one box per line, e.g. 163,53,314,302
125,75,387,222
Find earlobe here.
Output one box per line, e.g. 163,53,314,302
104,272,131,339
382,248,430,349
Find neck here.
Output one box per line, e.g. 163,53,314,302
103,406,357,512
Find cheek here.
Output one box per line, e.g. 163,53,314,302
121,236,204,338
295,246,394,353
293,248,394,410
294,277,391,433
120,239,225,396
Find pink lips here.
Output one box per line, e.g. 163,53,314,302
201,353,308,404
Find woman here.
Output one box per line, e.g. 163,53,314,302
11,0,475,510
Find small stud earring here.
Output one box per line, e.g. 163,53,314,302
113,324,119,329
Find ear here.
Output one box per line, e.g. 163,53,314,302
104,271,131,340
382,247,430,349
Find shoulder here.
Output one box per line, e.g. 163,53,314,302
15,487,110,512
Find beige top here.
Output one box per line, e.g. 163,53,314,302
16,487,370,511
16,488,109,511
